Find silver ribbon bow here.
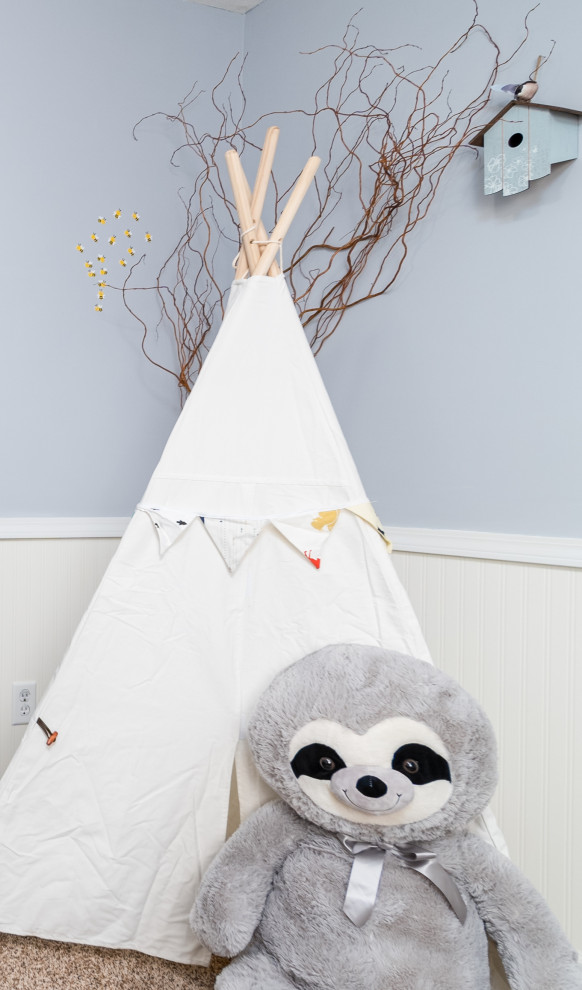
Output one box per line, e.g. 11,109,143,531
342,837,467,927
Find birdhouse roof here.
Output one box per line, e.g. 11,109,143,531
469,100,582,147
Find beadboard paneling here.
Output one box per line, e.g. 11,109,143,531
0,537,580,951
0,538,118,771
391,551,582,949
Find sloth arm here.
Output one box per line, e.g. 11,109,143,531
190,798,309,958
448,833,582,989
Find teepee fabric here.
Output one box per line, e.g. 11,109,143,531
0,275,501,980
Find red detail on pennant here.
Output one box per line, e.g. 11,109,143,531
304,551,321,569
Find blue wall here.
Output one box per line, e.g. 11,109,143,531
246,0,582,537
0,0,242,516
244,0,582,538
2,0,581,537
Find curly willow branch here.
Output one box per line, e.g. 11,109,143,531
120,3,539,395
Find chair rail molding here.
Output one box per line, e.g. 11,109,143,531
1,518,581,568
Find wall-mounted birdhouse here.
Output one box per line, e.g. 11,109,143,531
470,101,581,196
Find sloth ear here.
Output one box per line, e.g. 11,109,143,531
291,743,346,781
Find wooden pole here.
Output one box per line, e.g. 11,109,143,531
253,156,320,277
251,127,279,237
235,127,280,279
532,55,544,82
235,204,280,279
225,149,262,275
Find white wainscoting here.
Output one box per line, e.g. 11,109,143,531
0,537,120,772
0,527,580,953
390,551,582,955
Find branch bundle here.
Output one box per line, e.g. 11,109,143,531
118,3,537,395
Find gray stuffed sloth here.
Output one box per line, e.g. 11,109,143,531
191,644,581,989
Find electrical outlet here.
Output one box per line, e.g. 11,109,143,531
12,681,36,726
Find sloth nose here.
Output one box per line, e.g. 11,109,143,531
355,775,388,798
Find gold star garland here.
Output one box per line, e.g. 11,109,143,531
76,208,152,312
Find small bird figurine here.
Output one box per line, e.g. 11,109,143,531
495,78,538,102
491,54,546,104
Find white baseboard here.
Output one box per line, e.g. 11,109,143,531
1,518,581,568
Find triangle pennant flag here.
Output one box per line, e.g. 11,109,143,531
137,505,198,553
201,517,265,572
347,502,393,549
271,510,340,569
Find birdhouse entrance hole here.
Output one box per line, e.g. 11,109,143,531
508,132,524,148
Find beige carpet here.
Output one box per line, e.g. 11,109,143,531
0,934,227,989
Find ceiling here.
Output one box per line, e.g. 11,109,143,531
189,0,264,12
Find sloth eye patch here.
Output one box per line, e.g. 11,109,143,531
392,743,451,785
291,744,346,780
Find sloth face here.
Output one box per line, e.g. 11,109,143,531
289,717,452,826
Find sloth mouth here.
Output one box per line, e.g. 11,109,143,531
341,788,402,814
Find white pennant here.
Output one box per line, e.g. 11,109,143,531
271,509,340,570
137,505,197,554
201,517,264,572
346,503,392,550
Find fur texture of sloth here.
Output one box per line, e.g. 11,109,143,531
191,644,581,989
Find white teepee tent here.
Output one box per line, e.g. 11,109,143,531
0,134,509,988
